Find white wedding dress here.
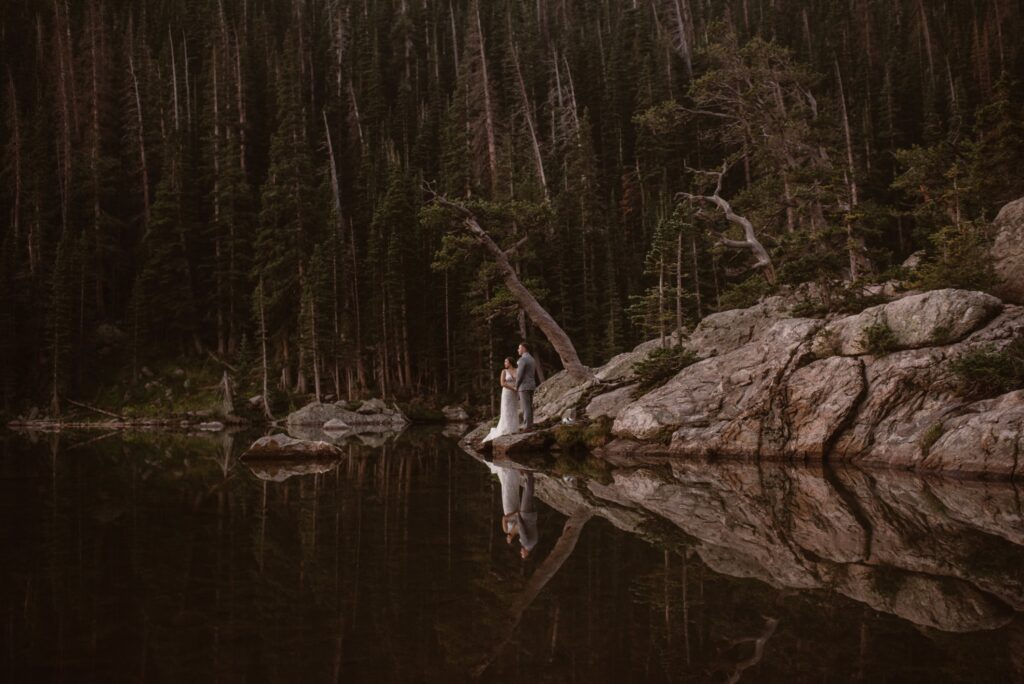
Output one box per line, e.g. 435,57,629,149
483,369,520,442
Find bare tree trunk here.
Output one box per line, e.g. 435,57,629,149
474,1,500,195
257,278,274,420
676,230,684,335
182,31,192,130
213,45,225,354
311,293,321,402
234,37,247,174
88,0,105,315
349,220,367,390
691,234,703,319
916,0,935,81
658,257,666,347
430,192,592,379
6,73,24,266
509,34,548,198
169,27,180,131
444,268,452,393
127,38,150,225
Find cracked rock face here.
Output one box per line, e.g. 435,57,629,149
922,390,1024,479
613,318,822,448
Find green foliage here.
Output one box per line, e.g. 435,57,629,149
912,222,999,293
791,285,886,318
919,423,945,455
552,416,614,453
719,275,774,311
632,346,700,396
860,322,898,355
948,338,1024,398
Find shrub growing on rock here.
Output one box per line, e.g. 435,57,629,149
632,346,700,396
913,222,1000,293
860,322,898,355
948,337,1024,398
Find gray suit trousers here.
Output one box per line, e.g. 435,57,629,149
519,390,534,428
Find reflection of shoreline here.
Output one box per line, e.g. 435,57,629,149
464,446,1024,634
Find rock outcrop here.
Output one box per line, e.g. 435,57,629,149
992,197,1024,304
473,287,1024,479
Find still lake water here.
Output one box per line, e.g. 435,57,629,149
1,427,1021,683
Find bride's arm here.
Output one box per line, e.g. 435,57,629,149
499,371,511,390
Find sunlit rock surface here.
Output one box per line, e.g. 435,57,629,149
811,289,1002,356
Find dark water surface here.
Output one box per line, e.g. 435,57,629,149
1,427,1021,683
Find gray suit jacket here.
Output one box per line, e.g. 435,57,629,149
516,353,538,391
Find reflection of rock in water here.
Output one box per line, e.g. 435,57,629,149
476,445,1024,634
244,457,341,482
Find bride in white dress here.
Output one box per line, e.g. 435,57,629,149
483,357,520,442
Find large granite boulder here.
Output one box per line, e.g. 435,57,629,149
992,197,1024,304
686,295,790,356
812,289,1002,357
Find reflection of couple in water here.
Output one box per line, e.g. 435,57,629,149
488,463,538,559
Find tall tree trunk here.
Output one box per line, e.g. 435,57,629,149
676,230,684,335
691,234,703,319
474,1,500,195
257,278,274,420
509,33,548,198
127,39,150,225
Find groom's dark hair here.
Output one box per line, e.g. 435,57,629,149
519,341,530,351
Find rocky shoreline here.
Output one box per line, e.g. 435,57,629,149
468,287,1024,480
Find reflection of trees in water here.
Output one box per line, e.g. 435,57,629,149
1,429,1022,682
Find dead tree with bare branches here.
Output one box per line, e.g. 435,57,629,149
678,163,776,285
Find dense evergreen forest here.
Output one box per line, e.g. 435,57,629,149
2,0,1024,417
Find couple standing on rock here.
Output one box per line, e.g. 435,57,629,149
483,342,539,443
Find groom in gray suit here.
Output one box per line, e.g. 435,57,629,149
515,342,538,430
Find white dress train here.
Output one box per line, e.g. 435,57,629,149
483,369,520,442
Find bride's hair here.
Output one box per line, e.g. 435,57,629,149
504,356,517,368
